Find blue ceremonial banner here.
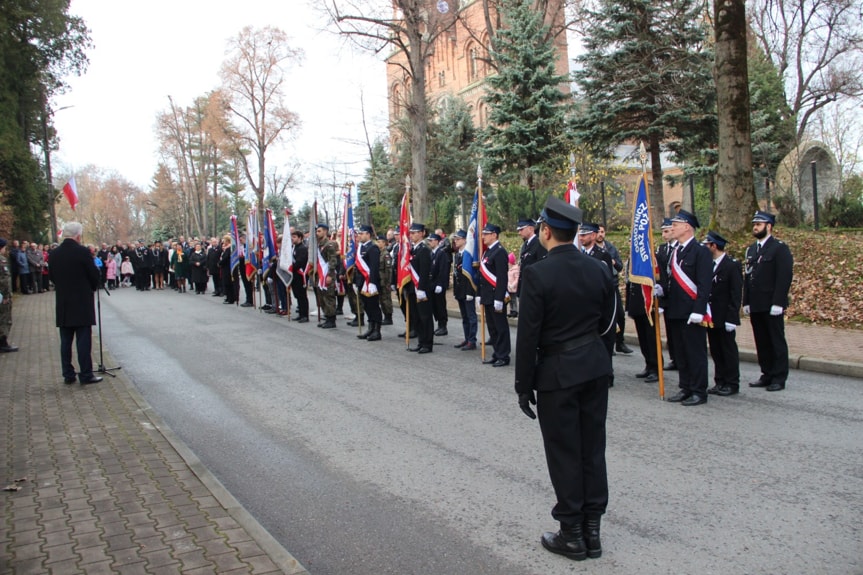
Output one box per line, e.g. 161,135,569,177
628,175,656,317
461,188,485,290
230,214,241,275
341,192,356,271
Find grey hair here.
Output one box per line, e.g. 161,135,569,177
62,221,84,239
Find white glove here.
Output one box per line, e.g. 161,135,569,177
687,313,704,325
416,289,427,301
494,300,504,312
366,283,378,295
654,284,664,298
434,285,443,294
465,295,474,302
770,305,784,316
743,305,750,315
658,307,664,315
725,322,736,332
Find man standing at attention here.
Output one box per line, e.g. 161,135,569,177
515,218,546,319
0,238,20,352
665,210,713,406
704,231,743,396
49,222,102,385
479,223,511,367
744,210,793,392
515,197,616,561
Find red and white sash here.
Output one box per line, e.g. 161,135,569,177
672,247,713,326
480,256,496,287
356,243,371,285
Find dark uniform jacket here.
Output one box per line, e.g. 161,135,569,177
205,245,221,275
743,236,793,313
479,242,508,305
430,247,451,291
584,245,614,273
291,243,308,288
515,244,616,392
625,281,649,318
517,235,546,295
655,241,676,308
452,251,476,300
49,239,100,328
410,242,432,294
709,254,743,327
354,241,381,289
665,238,712,320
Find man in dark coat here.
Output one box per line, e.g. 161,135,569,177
479,223,510,366
654,218,678,369
354,225,383,341
206,237,222,296
515,218,546,318
626,278,659,382
665,210,713,406
451,230,477,351
49,222,102,385
428,232,451,335
704,231,743,396
290,229,309,322
407,223,434,353
515,197,616,561
743,210,794,392
578,223,617,362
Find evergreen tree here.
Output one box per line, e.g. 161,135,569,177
482,0,571,215
572,0,714,224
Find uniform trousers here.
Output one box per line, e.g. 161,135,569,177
537,376,609,527
415,294,434,349
291,280,308,318
431,291,448,327
663,314,676,363
315,284,336,317
361,293,382,323
750,312,789,385
667,319,708,397
707,326,740,389
632,313,658,373
483,305,510,361
456,298,477,344
379,286,393,317
59,326,94,380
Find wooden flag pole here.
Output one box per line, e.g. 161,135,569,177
477,164,486,362
404,174,412,349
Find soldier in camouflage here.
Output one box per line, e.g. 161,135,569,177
312,224,340,329
0,238,20,352
376,234,393,325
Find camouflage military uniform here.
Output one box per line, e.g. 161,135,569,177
315,238,340,318
0,249,18,351
378,246,393,318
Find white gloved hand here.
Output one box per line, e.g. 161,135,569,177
725,322,736,332
434,285,443,294
653,284,664,298
416,289,427,301
743,305,750,315
366,283,378,295
687,313,704,325
770,305,784,316
465,295,474,302
494,300,504,312
658,307,664,315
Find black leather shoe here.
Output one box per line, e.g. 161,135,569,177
434,327,448,336
707,386,722,395
240,302,254,308
64,378,76,385
666,390,691,403
644,372,659,383
681,394,707,406
382,316,393,325
417,347,433,354
615,343,634,354
461,342,476,351
716,386,739,396
223,300,235,304
766,382,785,392
492,359,509,367
454,341,467,348
408,346,421,352
79,376,103,385
749,379,771,388
482,358,497,364
635,369,650,378
665,361,678,371
297,317,309,323
541,529,587,561
347,318,360,327
398,331,417,339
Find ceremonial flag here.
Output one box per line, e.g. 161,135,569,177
63,177,79,211
396,190,412,296
261,208,278,280
230,214,241,275
628,174,657,320
306,201,327,290
565,179,580,207
276,208,294,287
340,191,356,271
461,188,486,290
245,207,259,281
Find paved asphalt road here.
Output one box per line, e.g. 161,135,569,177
97,288,862,575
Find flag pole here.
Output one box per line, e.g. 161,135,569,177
404,174,411,349
477,164,486,363
640,142,665,399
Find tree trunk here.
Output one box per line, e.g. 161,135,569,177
713,0,757,233
408,40,429,223
649,135,665,228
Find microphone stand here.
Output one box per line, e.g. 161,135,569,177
95,281,121,377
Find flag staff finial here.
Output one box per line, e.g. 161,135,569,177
569,152,576,181
405,174,411,193
639,141,648,173
476,164,482,184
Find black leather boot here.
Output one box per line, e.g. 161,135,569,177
366,322,381,341
357,321,373,339
319,316,337,329
382,313,393,325
584,515,602,558
0,336,19,353
541,524,587,561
